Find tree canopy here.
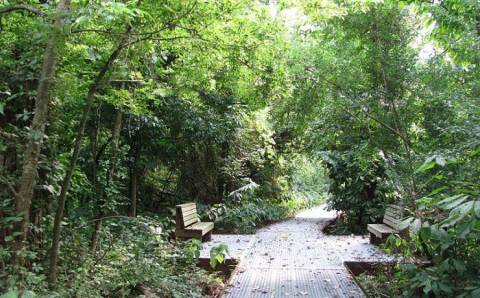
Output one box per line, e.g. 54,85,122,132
1,0,479,297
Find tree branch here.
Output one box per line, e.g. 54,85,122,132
0,4,46,17
0,175,20,199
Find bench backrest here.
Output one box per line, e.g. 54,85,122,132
176,202,199,229
383,204,404,230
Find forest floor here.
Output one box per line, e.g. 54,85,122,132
215,205,395,298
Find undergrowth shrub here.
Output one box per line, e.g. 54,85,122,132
206,195,324,234
321,150,393,233
387,154,480,297
1,216,219,298
204,154,327,233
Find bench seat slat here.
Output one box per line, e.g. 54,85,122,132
368,223,398,238
186,222,214,234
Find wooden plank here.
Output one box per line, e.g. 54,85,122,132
182,213,199,224
386,205,403,212
181,208,197,218
383,217,400,230
385,210,402,218
188,222,214,231
384,213,400,222
385,210,402,220
176,228,202,239
368,223,397,236
383,204,404,230
368,224,389,237
176,205,197,213
177,202,196,208
186,222,214,235
385,207,402,215
184,217,199,227
182,212,198,220
176,206,198,227
384,213,400,223
180,205,196,213
386,204,403,211
175,212,184,229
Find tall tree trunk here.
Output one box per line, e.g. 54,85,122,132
129,171,138,217
217,141,229,198
14,0,70,263
48,32,131,285
129,139,140,217
90,109,123,253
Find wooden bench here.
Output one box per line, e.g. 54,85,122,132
367,204,404,244
175,202,214,241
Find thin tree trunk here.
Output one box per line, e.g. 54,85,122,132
129,140,140,217
14,0,70,263
130,171,137,217
90,109,122,253
48,31,131,285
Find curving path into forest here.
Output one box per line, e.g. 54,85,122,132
222,205,394,298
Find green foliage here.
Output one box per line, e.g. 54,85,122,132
209,194,324,234
2,216,213,298
182,239,203,263
354,264,410,298
209,244,229,269
396,156,480,297
2,0,480,295
321,151,392,233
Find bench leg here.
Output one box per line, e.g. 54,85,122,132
203,231,212,242
370,232,389,245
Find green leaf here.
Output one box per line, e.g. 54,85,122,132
419,226,432,241
411,218,421,234
435,155,446,166
215,253,224,263
398,217,413,230
21,291,37,298
452,259,466,274
437,195,468,210
471,288,480,297
456,221,471,239
427,186,448,197
209,258,217,268
0,290,19,298
474,200,480,218
4,216,23,223
415,160,436,174
74,15,89,26
452,201,474,218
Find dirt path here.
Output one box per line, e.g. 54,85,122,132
222,205,393,298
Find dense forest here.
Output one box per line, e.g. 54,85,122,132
0,0,479,297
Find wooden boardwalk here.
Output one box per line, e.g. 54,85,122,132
218,206,394,298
